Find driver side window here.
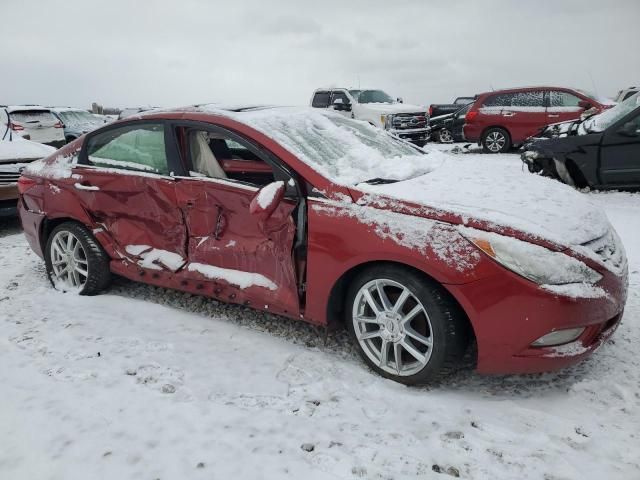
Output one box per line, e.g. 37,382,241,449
182,128,276,187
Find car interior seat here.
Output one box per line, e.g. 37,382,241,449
190,131,227,178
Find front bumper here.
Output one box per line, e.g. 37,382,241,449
446,259,628,374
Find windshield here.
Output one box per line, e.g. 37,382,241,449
356,90,395,104
583,92,640,132
59,110,100,126
239,108,439,185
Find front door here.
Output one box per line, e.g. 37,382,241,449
74,122,187,270
599,111,640,186
172,124,300,315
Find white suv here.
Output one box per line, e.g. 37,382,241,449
2,106,65,147
310,88,430,146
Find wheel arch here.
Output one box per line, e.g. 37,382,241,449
325,260,477,355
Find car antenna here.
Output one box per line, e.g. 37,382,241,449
587,71,599,97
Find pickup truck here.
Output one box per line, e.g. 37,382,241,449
428,97,475,119
310,88,430,146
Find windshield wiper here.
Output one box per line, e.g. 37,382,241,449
360,177,399,185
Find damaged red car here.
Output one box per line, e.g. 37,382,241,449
18,106,628,384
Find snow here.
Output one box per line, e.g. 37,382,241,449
256,180,284,209
1,145,639,479
359,148,611,247
541,283,608,299
124,245,185,272
187,262,277,290
0,136,55,162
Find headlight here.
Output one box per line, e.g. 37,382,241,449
381,114,393,129
461,228,602,285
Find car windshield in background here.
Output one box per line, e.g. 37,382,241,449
240,108,438,185
10,110,57,125
583,93,640,132
59,110,100,126
357,90,395,104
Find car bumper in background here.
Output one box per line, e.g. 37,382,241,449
389,127,431,144
0,184,19,217
446,263,628,374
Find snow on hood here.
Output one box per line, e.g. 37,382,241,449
0,137,56,162
358,103,426,114
359,151,610,247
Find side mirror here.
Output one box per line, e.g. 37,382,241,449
250,181,285,218
332,98,351,111
578,100,592,110
397,97,404,103
618,121,638,137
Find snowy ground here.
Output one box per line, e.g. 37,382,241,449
1,145,639,480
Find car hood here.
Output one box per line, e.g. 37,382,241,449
354,152,610,248
357,103,426,114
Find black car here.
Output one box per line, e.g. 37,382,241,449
429,103,471,143
522,93,640,189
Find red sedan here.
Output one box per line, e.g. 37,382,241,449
17,106,628,384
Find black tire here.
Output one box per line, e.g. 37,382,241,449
65,136,77,144
45,221,111,295
345,264,471,385
481,127,511,153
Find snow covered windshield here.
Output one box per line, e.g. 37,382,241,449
583,93,640,133
356,90,395,104
238,108,438,185
58,110,100,127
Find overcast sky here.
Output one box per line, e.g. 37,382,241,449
1,0,638,109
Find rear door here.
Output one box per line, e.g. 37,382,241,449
599,109,640,185
547,90,586,125
503,90,546,143
171,122,301,315
74,121,188,270
9,110,64,144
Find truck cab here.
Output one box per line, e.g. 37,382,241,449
310,88,430,146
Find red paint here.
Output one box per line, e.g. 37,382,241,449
18,109,628,374
464,86,609,146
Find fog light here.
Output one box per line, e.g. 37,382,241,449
531,328,585,347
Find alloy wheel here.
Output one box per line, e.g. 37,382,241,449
485,131,506,152
352,279,434,376
439,129,453,143
50,230,89,290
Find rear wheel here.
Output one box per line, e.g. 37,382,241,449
482,128,511,153
345,265,470,385
45,222,111,295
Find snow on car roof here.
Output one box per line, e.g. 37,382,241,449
4,105,51,113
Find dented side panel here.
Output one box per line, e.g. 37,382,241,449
174,177,300,315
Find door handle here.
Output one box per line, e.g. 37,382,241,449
185,200,195,208
548,114,559,118
502,112,515,117
74,182,98,191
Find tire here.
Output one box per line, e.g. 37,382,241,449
65,136,77,144
482,128,511,153
345,265,470,385
437,128,453,143
45,221,111,295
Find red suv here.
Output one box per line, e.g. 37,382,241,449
17,106,627,384
464,87,610,153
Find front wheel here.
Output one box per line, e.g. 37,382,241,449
437,128,453,143
45,222,111,295
482,128,511,153
345,265,470,385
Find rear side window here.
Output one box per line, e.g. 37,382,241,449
312,92,330,108
86,123,169,174
482,93,513,107
549,91,582,107
511,91,544,107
